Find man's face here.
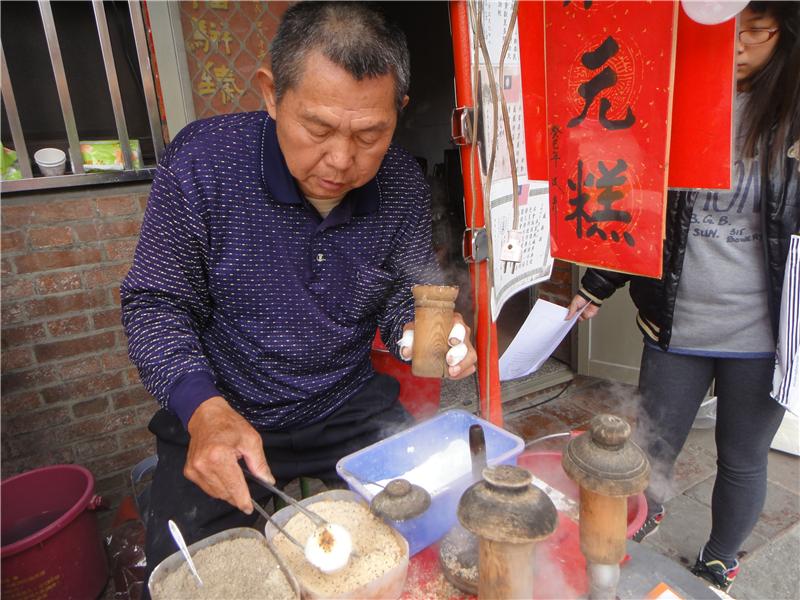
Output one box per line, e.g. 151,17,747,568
259,51,403,200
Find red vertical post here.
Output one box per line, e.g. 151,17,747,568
449,1,503,426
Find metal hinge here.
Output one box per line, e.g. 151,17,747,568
462,227,488,263
451,106,475,146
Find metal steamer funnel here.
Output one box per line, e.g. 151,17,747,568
562,414,650,600
458,465,557,599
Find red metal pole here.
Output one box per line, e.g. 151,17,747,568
449,0,503,427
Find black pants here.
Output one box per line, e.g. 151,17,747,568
635,345,784,563
142,373,412,589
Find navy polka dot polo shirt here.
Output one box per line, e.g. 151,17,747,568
121,112,441,430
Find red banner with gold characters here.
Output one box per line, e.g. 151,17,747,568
544,0,678,279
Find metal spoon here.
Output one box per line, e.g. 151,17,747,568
167,519,203,587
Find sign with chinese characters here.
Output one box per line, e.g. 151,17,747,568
179,2,288,119
544,1,678,278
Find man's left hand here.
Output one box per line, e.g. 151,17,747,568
398,312,477,379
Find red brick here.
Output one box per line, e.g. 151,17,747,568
1,447,75,479
58,356,104,381
1,365,59,394
95,472,127,496
2,199,94,227
1,301,27,326
77,221,140,242
6,406,71,434
46,315,90,337
1,258,14,276
7,408,137,454
41,371,125,404
97,196,138,217
85,264,130,289
35,271,84,295
1,231,25,253
2,323,46,347
112,386,152,410
125,367,141,386
1,279,35,301
34,331,116,363
75,436,119,461
70,408,137,439
0,392,42,416
84,445,154,477
93,308,122,330
101,349,131,371
29,226,74,249
138,195,148,212
117,425,153,449
27,289,108,319
1,347,36,371
15,248,102,274
105,239,138,263
111,286,121,304
72,397,109,418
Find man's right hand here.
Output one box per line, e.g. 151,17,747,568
185,396,274,514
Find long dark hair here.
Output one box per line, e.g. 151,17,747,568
741,1,800,173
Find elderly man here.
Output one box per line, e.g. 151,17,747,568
122,1,477,576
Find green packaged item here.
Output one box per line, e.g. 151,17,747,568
80,139,142,171
1,144,23,181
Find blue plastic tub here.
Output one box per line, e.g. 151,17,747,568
336,409,524,556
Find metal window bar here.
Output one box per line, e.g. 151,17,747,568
0,43,33,180
93,0,133,172
1,0,165,193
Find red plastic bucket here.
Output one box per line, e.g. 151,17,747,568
517,450,647,538
1,465,108,599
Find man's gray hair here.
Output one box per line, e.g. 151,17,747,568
269,2,410,112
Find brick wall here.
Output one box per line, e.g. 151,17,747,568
537,259,575,307
1,183,155,531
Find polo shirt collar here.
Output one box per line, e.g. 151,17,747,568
260,114,380,223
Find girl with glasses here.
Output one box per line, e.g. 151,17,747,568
568,1,799,592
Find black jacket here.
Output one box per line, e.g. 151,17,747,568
580,150,800,350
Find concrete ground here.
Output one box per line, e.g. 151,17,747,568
496,375,800,600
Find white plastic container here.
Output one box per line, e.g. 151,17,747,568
33,148,66,176
147,527,300,600
264,490,409,600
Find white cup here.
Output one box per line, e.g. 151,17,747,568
34,148,67,176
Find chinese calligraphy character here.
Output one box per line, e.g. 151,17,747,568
197,62,243,104
568,36,636,130
565,159,635,246
214,65,243,104
190,18,233,55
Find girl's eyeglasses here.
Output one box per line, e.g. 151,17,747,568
738,28,779,46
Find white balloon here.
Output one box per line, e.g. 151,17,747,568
681,0,747,25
